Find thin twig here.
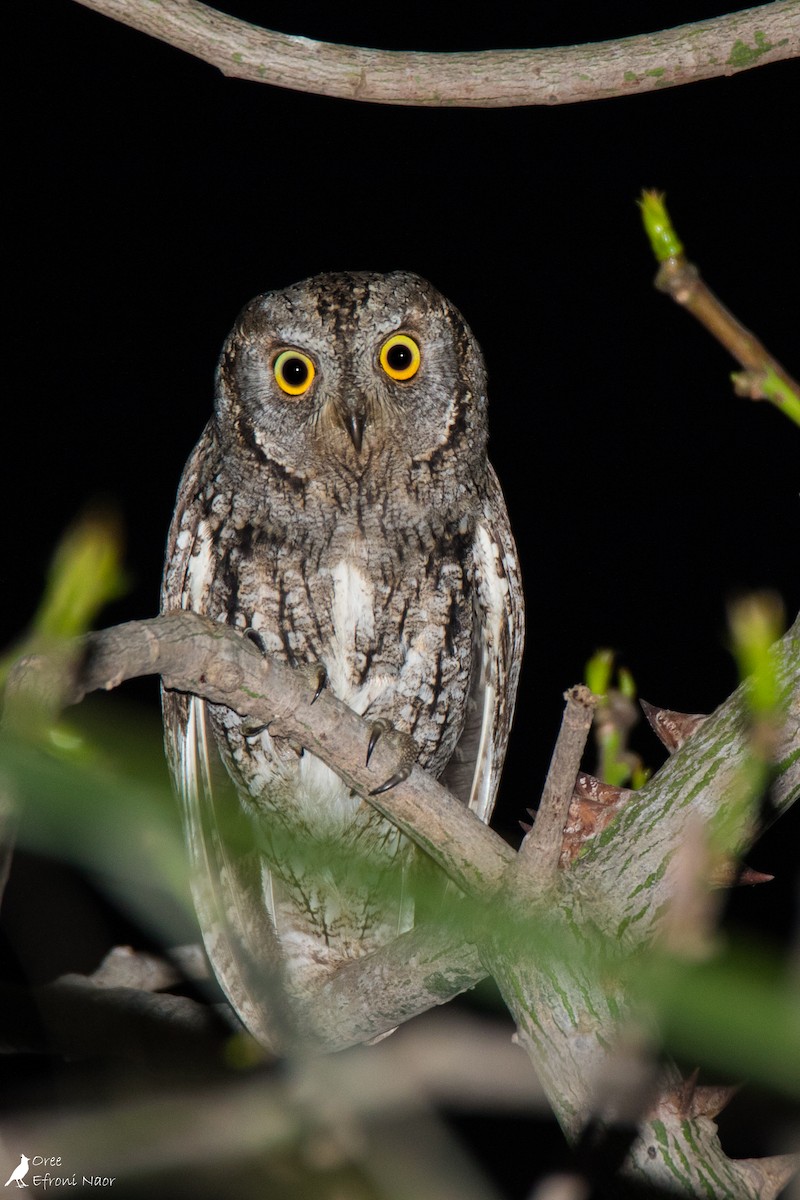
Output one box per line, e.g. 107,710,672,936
71,0,800,108
640,190,800,426
656,258,800,415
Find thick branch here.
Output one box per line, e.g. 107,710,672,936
481,617,799,1195
296,923,484,1051
5,610,797,926
71,0,799,107
4,612,513,896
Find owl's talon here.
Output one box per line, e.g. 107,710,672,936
366,719,391,767
310,664,327,705
365,722,416,793
370,771,408,796
243,723,269,740
244,627,267,656
294,662,328,705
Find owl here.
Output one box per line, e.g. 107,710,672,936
161,271,524,1046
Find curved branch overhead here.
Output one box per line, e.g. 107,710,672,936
72,0,799,107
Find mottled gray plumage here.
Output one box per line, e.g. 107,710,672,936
161,271,523,1043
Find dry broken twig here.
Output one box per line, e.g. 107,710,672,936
515,684,596,895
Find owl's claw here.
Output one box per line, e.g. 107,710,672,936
366,719,391,766
366,720,416,794
243,722,269,740
370,771,409,796
310,664,328,705
243,627,267,655
295,662,328,705
245,630,327,705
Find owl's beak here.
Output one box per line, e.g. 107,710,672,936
337,402,366,454
346,411,365,453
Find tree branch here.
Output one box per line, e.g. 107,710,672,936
71,0,799,107
4,612,515,896
1,614,501,1051
4,610,798,929
640,191,800,426
3,611,798,1196
4,611,797,1056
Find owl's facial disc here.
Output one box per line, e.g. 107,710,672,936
217,273,488,474
270,339,368,454
330,331,423,455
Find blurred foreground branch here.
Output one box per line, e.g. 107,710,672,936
3,610,799,1197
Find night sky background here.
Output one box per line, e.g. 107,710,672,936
4,2,799,1196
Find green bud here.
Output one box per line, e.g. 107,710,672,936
639,189,684,262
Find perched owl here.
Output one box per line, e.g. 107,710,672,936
161,271,524,1045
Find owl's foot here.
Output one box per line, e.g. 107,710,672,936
242,629,271,738
242,722,269,740
241,631,326,747
366,720,416,795
243,629,327,711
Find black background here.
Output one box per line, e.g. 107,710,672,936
4,2,799,1195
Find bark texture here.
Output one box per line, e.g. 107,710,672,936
71,0,800,107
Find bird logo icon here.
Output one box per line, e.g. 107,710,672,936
4,1155,29,1188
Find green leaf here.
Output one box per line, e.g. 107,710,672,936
0,507,128,689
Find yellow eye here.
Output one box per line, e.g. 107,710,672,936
379,334,421,381
274,349,315,395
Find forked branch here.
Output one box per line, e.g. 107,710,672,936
3,611,798,1196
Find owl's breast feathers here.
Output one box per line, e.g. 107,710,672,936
179,461,478,778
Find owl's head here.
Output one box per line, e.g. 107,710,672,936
213,271,488,486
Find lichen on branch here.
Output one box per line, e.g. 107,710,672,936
71,0,800,107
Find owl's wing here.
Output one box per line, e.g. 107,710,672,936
440,464,524,824
161,430,287,1048
162,689,288,1048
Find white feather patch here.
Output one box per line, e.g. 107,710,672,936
184,520,214,610
327,559,392,713
468,523,511,823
